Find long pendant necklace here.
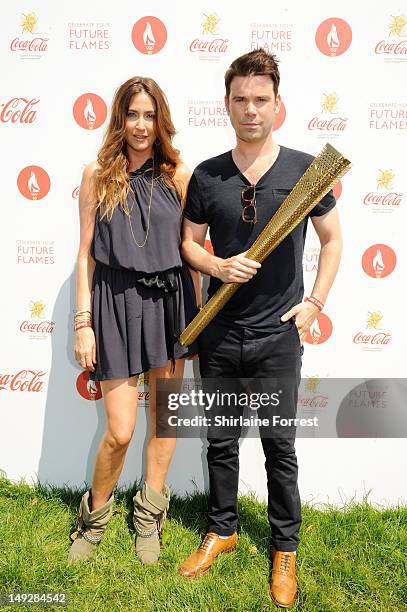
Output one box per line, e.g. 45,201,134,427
128,158,155,248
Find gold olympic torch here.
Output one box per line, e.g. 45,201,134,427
179,143,351,347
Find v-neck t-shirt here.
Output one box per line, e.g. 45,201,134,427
183,145,336,331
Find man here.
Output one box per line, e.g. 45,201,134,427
178,48,342,608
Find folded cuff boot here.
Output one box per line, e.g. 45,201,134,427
133,482,170,565
68,490,114,562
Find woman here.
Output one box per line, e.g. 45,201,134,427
68,77,199,565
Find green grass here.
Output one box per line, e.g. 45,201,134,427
0,477,406,612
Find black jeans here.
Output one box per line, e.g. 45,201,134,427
198,319,302,552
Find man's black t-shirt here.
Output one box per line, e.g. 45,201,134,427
183,145,336,331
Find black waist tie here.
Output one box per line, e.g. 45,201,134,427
135,268,181,372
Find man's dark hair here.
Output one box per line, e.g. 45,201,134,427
224,48,280,97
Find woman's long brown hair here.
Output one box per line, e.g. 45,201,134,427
93,77,182,220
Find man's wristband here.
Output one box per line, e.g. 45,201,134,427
305,296,324,311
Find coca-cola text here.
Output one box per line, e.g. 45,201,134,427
0,98,39,124
189,38,229,52
0,370,46,392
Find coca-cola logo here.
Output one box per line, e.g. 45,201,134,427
307,93,348,134
352,311,392,350
353,332,392,345
0,370,46,392
375,40,407,54
72,186,80,199
374,15,407,59
308,117,348,131
10,13,49,59
20,321,55,333
190,38,229,52
0,98,39,124
19,300,55,338
298,395,328,409
363,192,403,206
11,38,48,52
362,170,404,209
189,14,229,60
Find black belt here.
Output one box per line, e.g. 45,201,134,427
135,268,181,372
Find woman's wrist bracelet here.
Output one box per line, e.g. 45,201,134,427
74,321,93,331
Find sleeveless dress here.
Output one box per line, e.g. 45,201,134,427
89,158,198,381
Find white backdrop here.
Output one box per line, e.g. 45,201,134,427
1,0,406,507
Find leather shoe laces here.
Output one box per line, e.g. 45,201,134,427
199,533,214,552
279,552,292,573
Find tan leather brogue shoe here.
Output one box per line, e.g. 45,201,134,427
269,549,298,608
178,532,237,578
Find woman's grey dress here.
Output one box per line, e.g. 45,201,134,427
89,158,198,381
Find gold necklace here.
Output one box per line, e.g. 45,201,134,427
128,158,155,248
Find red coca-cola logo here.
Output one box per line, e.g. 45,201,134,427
10,37,48,52
76,371,102,401
72,186,80,199
353,332,392,345
20,321,55,333
0,370,46,392
375,40,407,54
363,192,402,206
298,395,328,409
308,117,348,130
0,98,39,124
189,38,229,52
304,313,333,345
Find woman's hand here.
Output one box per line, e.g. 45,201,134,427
74,327,97,372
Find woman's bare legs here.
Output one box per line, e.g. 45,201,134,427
90,376,138,510
146,359,185,493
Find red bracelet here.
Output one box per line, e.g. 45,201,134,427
305,296,324,311
74,321,93,331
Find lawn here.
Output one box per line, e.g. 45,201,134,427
0,477,406,612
